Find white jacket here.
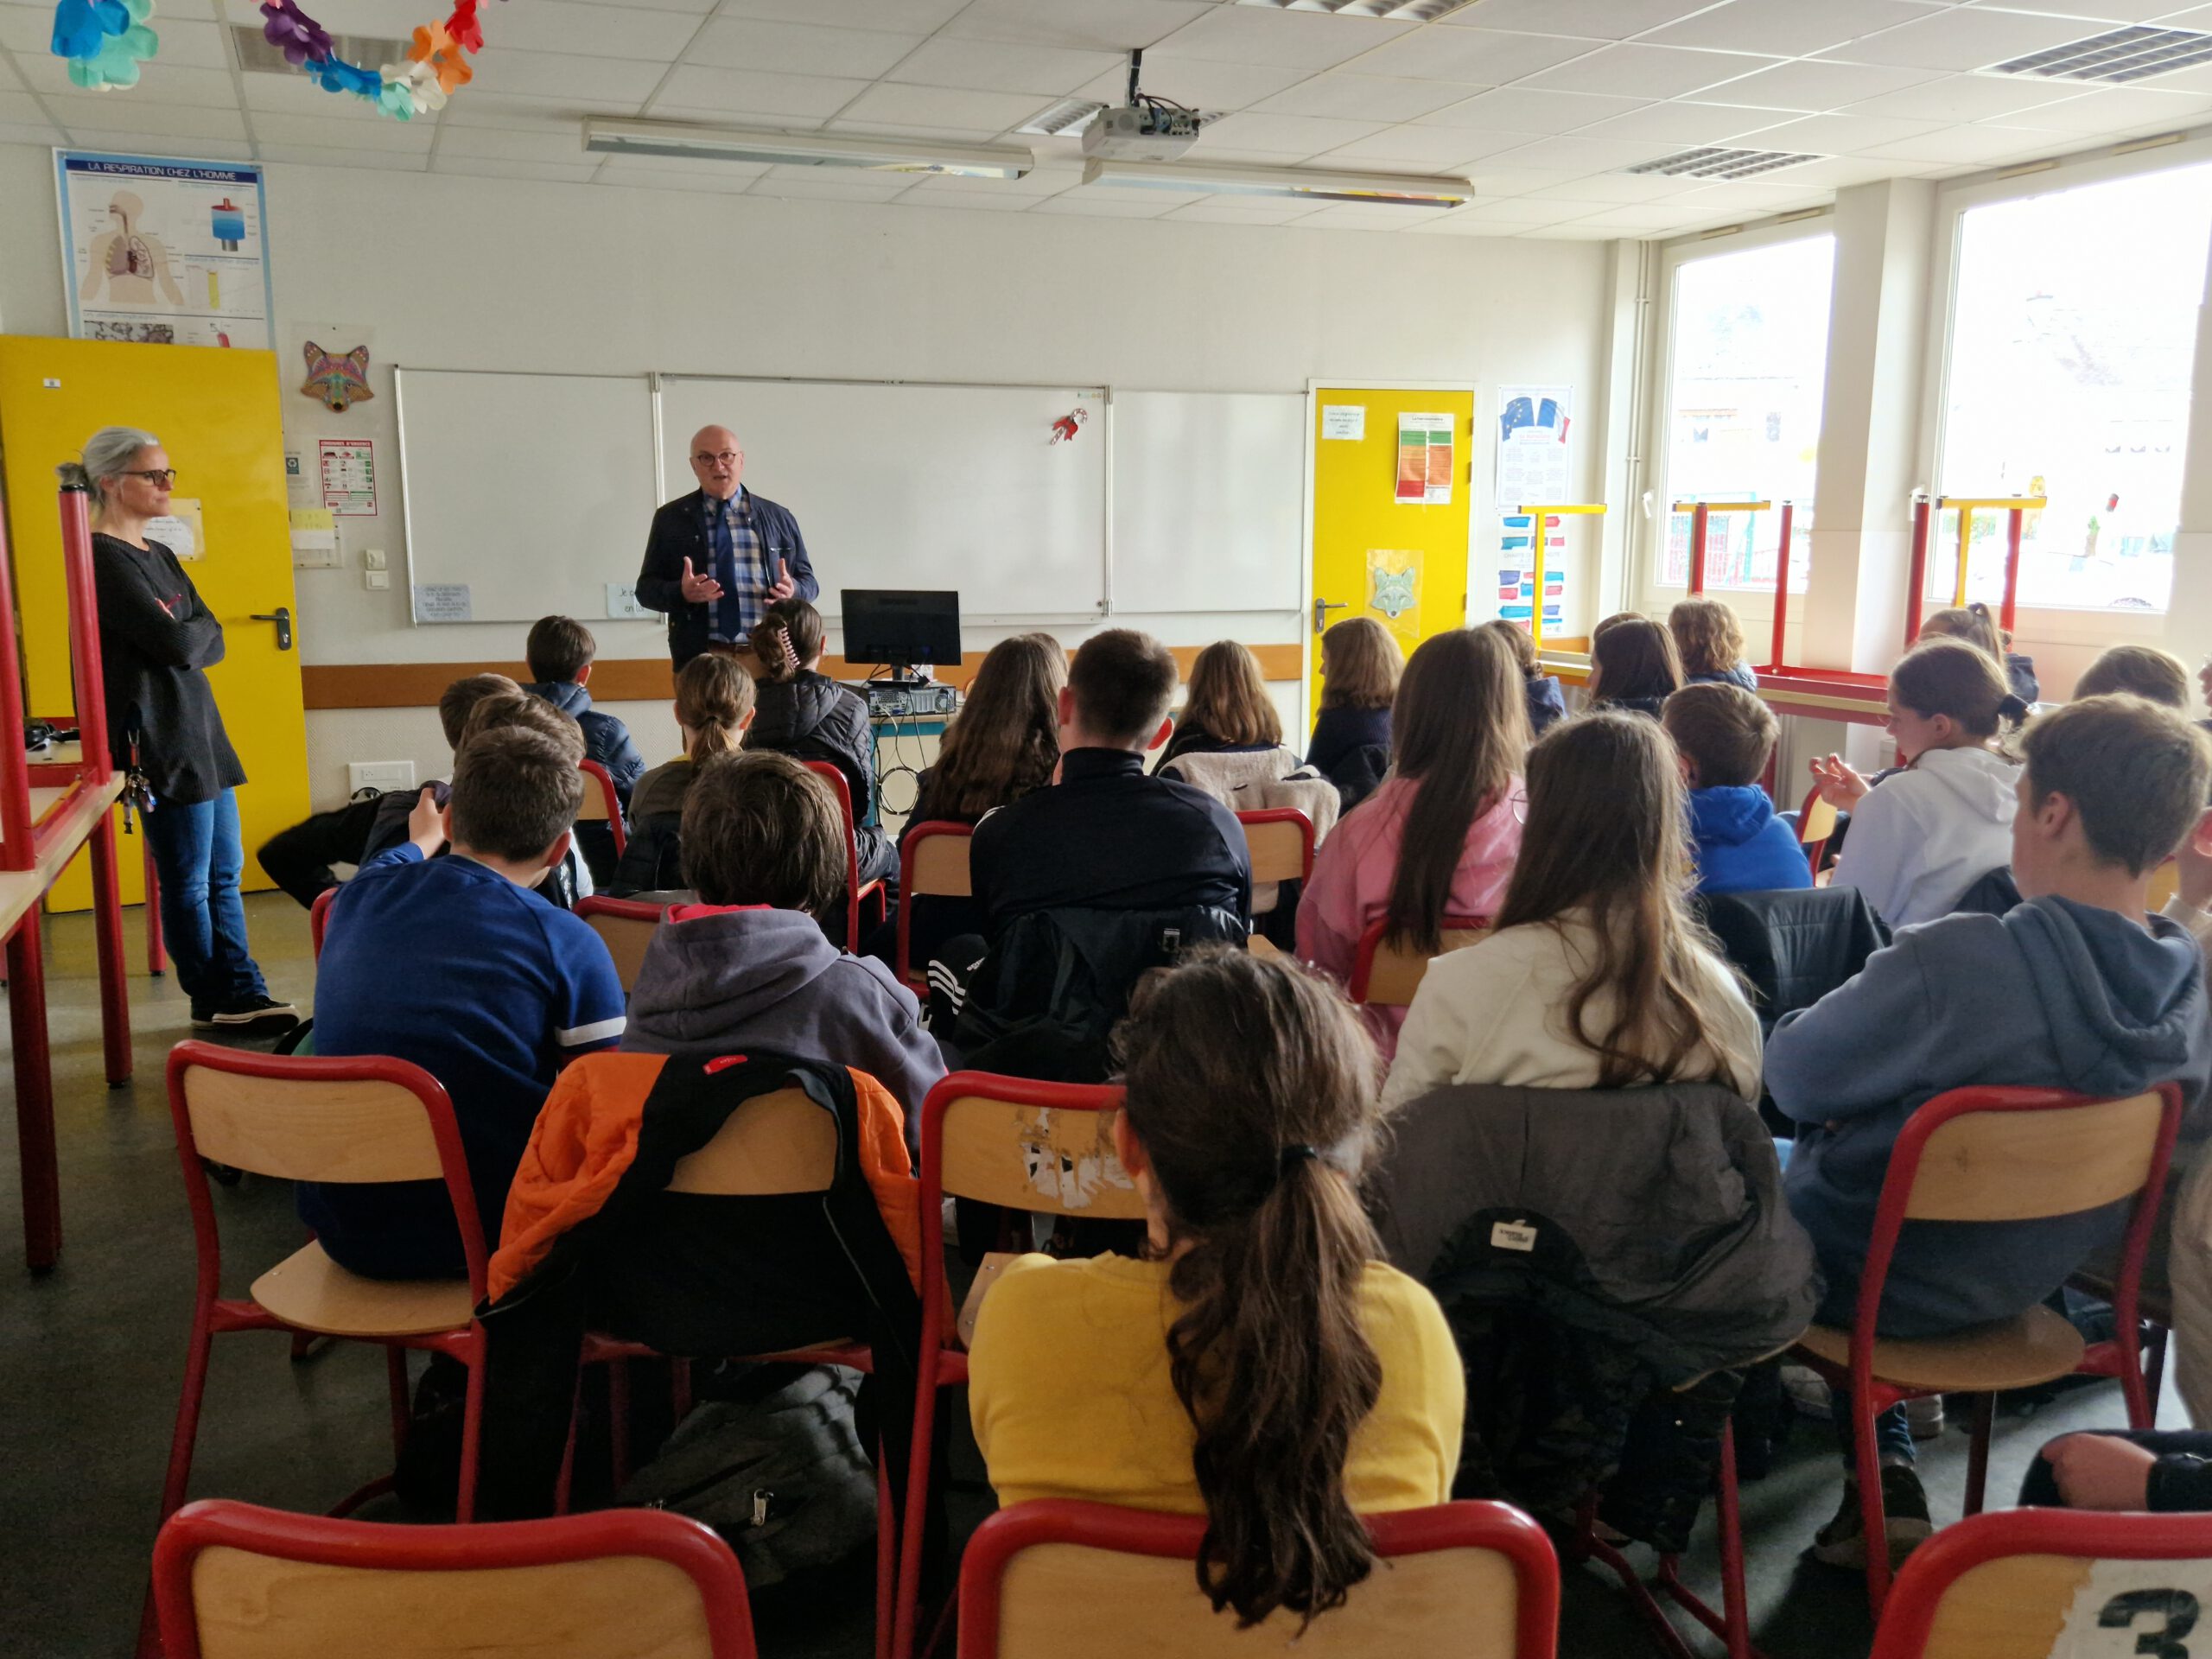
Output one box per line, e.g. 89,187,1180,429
1379,912,1764,1114
1830,746,2019,929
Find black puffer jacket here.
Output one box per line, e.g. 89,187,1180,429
751,671,895,886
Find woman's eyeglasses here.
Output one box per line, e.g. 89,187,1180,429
122,468,177,486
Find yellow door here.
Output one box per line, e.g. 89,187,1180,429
1309,389,1474,714
0,337,306,910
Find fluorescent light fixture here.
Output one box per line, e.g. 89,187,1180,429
1080,158,1469,207
582,118,1033,179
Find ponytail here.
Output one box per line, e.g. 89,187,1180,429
749,597,824,684
674,652,756,760
1891,637,2023,741
1115,950,1387,1630
59,425,160,514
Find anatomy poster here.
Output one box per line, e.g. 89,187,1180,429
58,151,274,350
1497,385,1573,510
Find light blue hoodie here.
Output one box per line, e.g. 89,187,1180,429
1770,894,2209,1337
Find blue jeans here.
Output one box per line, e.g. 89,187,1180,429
142,787,267,1011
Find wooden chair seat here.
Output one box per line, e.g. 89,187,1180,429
1796,1305,2085,1394
250,1242,476,1339
1245,934,1281,959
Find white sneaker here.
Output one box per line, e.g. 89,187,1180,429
1904,1394,1946,1440
1783,1363,1833,1419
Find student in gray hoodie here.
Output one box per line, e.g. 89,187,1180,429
1770,694,2212,1570
621,750,946,1148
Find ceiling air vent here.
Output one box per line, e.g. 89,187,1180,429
1233,0,1477,20
1019,99,1108,138
1993,26,2212,85
229,23,410,74
1624,147,1822,181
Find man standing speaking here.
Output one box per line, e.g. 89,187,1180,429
636,425,817,670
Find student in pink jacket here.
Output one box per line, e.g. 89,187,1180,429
1299,626,1529,1058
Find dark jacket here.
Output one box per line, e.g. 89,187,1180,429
1688,664,1760,691
1522,673,1567,737
91,533,245,805
1688,785,1813,896
1370,1079,1817,1548
752,671,895,887
607,757,699,896
2006,652,2040,704
524,679,645,804
1696,886,1888,1040
1595,693,1669,721
635,487,816,670
1306,704,1392,810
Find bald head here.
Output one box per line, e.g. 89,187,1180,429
688,425,743,500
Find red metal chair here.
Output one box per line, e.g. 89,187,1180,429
1349,914,1491,1007
577,759,628,857
804,760,887,951
895,820,973,993
1788,1082,2183,1612
152,1497,757,1659
1870,1505,2212,1659
1797,782,1839,874
957,1498,1560,1659
895,1073,1150,1659
308,885,336,961
574,893,670,995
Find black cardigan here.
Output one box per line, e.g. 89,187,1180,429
91,533,245,805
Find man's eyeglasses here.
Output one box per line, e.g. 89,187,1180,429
122,468,177,486
692,451,739,467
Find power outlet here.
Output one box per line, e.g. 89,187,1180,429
348,760,416,795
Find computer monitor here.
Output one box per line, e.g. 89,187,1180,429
840,589,962,672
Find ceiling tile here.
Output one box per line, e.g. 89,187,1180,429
825,117,1005,142
1415,86,1652,131
1760,154,1929,185
899,187,1040,212
1317,123,1535,166
941,0,1212,51
1995,85,2212,130
1839,71,2082,123
1564,201,1713,229
0,118,61,144
1526,222,1640,238
1444,0,1725,41
1188,109,1388,155
554,0,715,10
1255,71,1482,122
890,37,1125,95
654,105,831,127
147,18,232,68
652,65,870,118
0,87,46,124
1348,25,1592,85
494,1,703,60
1851,123,2065,162
1968,0,2204,18
64,131,254,159
595,151,770,177
1069,56,1315,111
904,164,1082,195
1691,56,1943,110
1150,6,1414,71
611,167,771,194
1161,197,1319,222
684,18,922,79
1461,163,1580,193
1294,200,1453,228
1031,190,1186,216
1676,176,1858,206
435,156,603,182
435,122,588,162
218,0,423,34
1643,0,1948,59
1519,171,1715,201
745,172,912,199
471,48,668,103
1742,111,1947,151
0,3,53,53
38,64,240,108
1524,44,1780,99
832,81,1046,132
717,0,969,29
57,100,250,140
1475,131,1684,170
437,89,650,122
1453,195,1583,224
251,109,433,148
1408,214,1527,233
1574,99,1786,143
257,143,429,169
1834,7,2111,71
243,73,386,119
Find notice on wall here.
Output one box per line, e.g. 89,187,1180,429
289,507,339,568
1396,412,1454,505
1497,513,1565,633
319,437,377,516
148,499,205,562
1321,404,1366,442
413,582,474,623
284,451,313,509
57,151,274,350
1497,385,1572,510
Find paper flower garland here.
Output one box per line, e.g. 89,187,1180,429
49,0,159,90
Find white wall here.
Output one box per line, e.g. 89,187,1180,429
0,143,1614,806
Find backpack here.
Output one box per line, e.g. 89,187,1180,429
616,1363,876,1591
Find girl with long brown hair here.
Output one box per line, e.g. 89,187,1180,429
1154,639,1292,772
968,950,1464,1629
608,652,757,894
1306,617,1403,808
1586,615,1684,718
1381,710,1761,1111
1299,627,1527,1059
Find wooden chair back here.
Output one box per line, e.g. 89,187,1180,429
309,886,335,961
926,1075,1148,1222
1350,916,1491,1007
666,1086,838,1197
1904,1090,2167,1224
575,895,668,995
895,820,975,990
2150,861,2181,915
1870,1506,2212,1659
957,1499,1560,1659
1798,782,1839,871
577,760,627,855
152,1497,757,1659
1236,808,1314,886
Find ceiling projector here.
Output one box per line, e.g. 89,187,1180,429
1081,102,1206,162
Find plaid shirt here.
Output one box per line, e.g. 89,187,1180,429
705,487,769,642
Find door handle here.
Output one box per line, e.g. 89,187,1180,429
250,607,293,651
1313,597,1349,635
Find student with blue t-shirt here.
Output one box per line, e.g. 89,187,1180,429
300,727,626,1278
1662,683,1811,896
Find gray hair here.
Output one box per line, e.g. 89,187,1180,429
57,426,161,509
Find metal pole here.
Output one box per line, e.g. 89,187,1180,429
1770,502,1794,672
58,486,111,784
1688,501,1709,597
2000,506,2025,638
1953,504,1974,609
1904,493,1931,651
1529,509,1548,650
0,505,35,873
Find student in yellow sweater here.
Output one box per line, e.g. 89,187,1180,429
967,950,1465,1628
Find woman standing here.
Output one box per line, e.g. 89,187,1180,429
62,429,296,1033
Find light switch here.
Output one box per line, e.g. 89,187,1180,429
363,548,387,570
365,570,391,590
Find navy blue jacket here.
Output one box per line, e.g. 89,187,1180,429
524,679,645,805
636,487,817,670
1523,673,1567,736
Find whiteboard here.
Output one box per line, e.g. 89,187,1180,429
658,377,1108,623
397,368,656,625
1111,391,1303,615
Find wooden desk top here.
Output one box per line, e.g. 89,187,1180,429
0,775,124,940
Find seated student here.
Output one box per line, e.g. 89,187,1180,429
623,751,944,1131
1300,627,1525,1059
1306,617,1402,809
1920,602,2038,704
1153,639,1297,775
1826,639,2029,929
969,950,1465,1628
1770,693,2211,1566
1382,710,1762,1114
1480,618,1566,739
2022,1427,2212,1512
2076,642,2191,709
1586,615,1684,721
1663,683,1811,897
747,598,896,890
608,652,755,896
522,614,645,884
1669,596,1758,690
302,728,627,1277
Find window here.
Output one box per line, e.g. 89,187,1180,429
1659,234,1834,592
1938,163,2212,614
